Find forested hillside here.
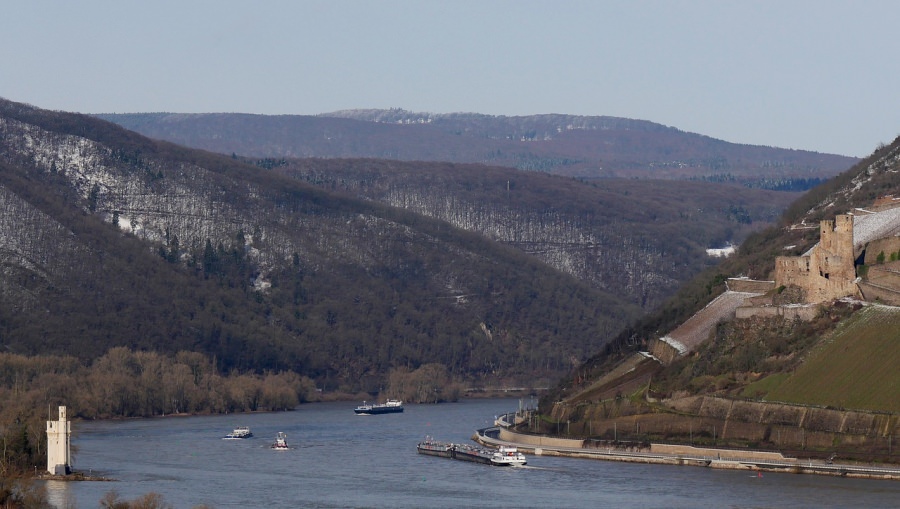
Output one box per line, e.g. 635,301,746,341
0,97,810,394
0,98,631,390
272,157,797,310
97,110,856,184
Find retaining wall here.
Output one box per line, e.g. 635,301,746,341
859,281,900,306
727,279,775,293
650,444,790,462
497,427,584,448
734,305,819,321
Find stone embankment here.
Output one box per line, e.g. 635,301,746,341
548,394,898,456
475,423,900,480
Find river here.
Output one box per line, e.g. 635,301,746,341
46,398,899,508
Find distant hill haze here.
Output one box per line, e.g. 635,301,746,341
96,110,857,186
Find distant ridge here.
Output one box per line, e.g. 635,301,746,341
321,108,667,134
97,109,857,184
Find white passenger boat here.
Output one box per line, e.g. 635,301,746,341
223,426,253,439
490,445,527,466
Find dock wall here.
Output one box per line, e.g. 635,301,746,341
497,427,583,448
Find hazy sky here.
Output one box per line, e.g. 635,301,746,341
2,0,898,157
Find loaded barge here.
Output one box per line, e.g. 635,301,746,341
416,437,526,466
416,437,455,458
354,399,404,415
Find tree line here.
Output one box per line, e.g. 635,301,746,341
0,347,317,479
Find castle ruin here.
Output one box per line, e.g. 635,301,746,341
774,214,861,303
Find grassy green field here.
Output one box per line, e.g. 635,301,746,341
740,372,789,399
767,305,900,412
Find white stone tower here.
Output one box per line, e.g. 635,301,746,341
46,405,71,475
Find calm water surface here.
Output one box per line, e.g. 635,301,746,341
47,398,899,508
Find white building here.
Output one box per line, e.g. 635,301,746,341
46,405,71,475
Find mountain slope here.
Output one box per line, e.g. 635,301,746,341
0,98,841,393
0,98,630,388
270,157,799,311
538,135,900,460
96,110,857,183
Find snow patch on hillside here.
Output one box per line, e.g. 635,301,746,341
706,244,735,257
658,336,687,355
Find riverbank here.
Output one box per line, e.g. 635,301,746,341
46,398,900,508
35,472,113,482
473,425,900,481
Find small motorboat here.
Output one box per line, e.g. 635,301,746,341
223,426,253,439
271,432,289,450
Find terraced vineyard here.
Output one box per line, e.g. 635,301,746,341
766,304,900,412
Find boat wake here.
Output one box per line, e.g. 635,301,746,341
510,464,557,471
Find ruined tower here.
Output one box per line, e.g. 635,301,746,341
816,215,855,281
46,405,71,475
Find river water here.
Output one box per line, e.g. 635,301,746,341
46,398,899,508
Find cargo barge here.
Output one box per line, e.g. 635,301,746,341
416,438,526,466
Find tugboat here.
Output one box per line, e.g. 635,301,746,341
271,432,289,450
416,437,454,458
354,399,404,415
223,426,253,439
